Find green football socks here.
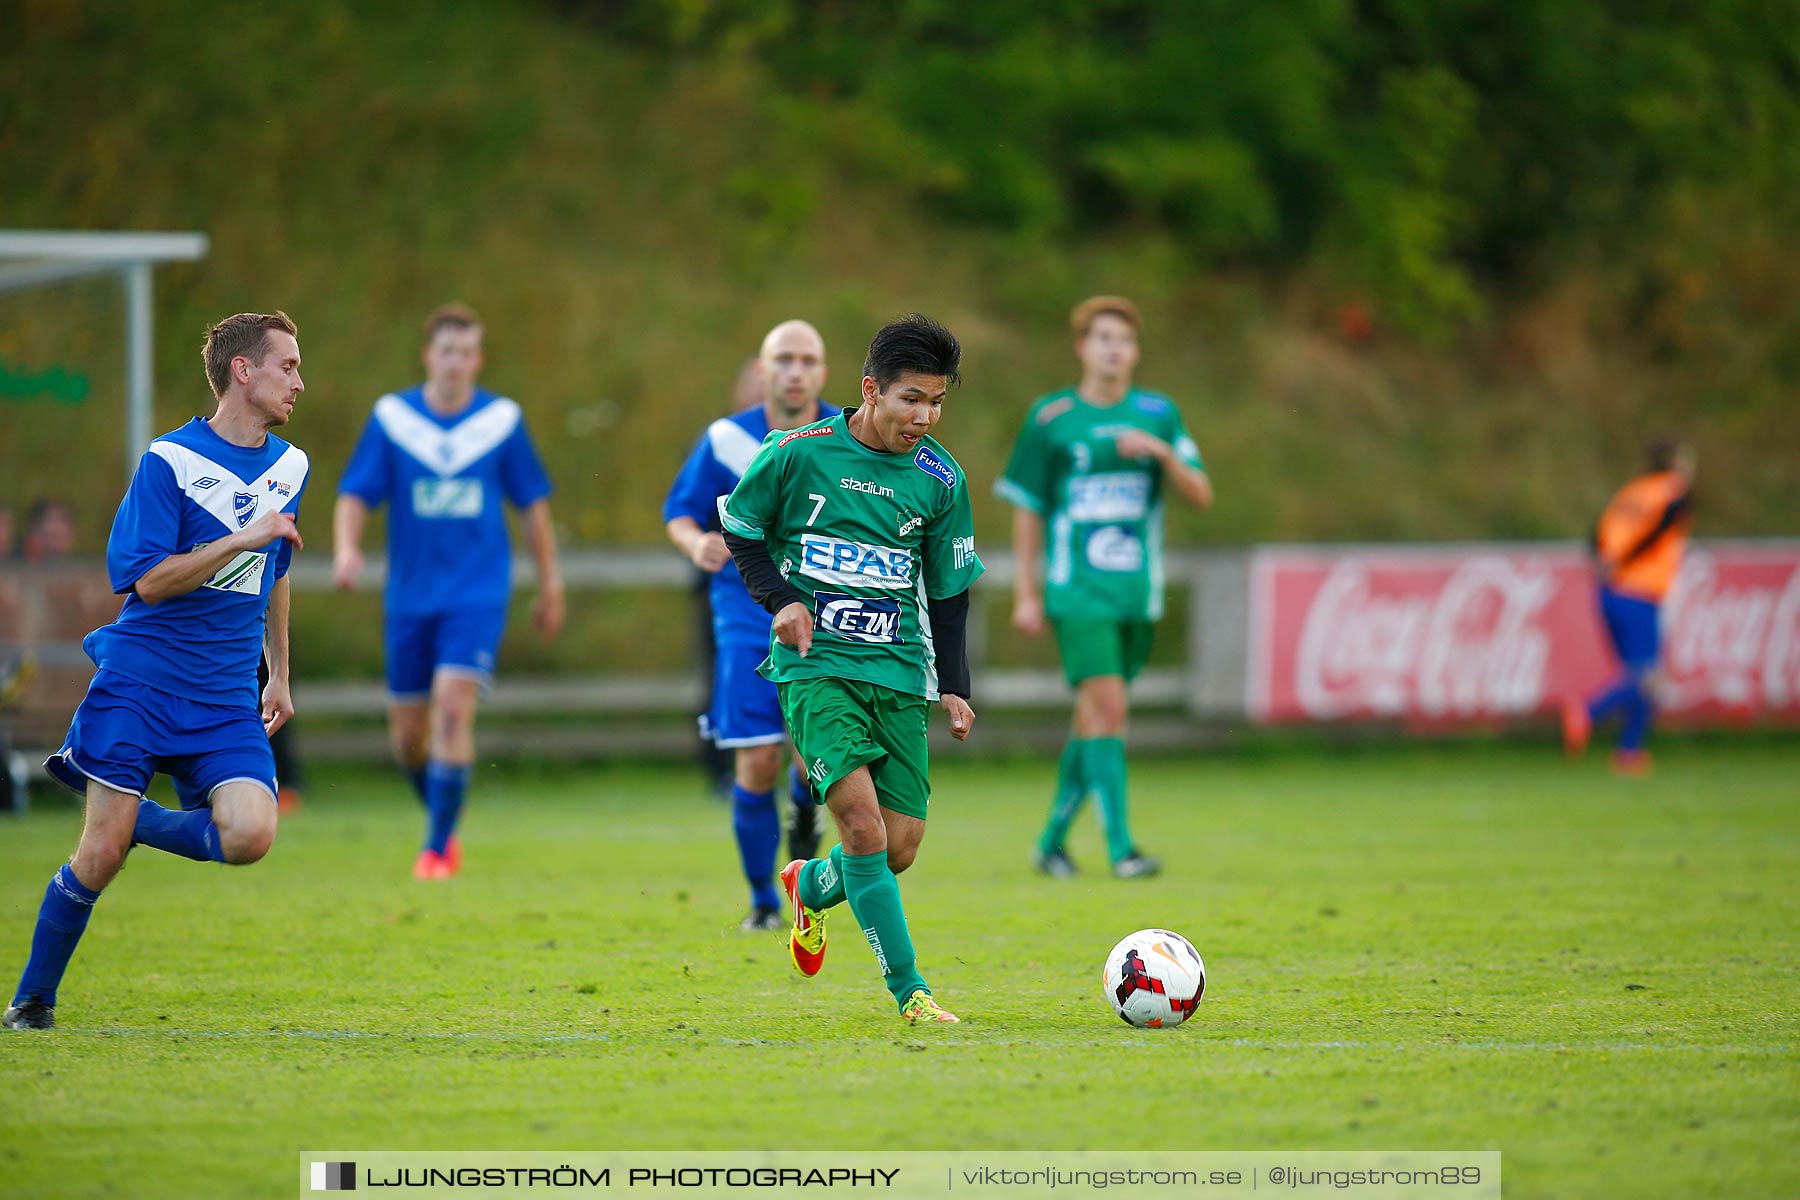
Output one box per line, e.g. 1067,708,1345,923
798,844,847,910
1037,738,1089,856
1086,736,1134,862
840,849,927,1005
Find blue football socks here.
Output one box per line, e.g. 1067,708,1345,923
423,761,471,855
131,798,226,863
12,864,101,1009
405,765,429,808
731,784,782,911
788,763,816,811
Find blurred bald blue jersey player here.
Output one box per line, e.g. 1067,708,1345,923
664,320,839,930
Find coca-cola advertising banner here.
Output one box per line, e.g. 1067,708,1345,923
1248,541,1800,726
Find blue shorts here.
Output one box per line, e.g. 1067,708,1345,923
701,640,787,749
45,669,277,809
1599,585,1661,673
385,606,509,701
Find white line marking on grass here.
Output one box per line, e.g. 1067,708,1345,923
62,1029,1792,1055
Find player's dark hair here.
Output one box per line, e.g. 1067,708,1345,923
1644,436,1687,473
862,314,961,391
424,302,483,345
202,311,298,398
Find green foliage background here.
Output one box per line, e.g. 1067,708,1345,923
2,1,1795,589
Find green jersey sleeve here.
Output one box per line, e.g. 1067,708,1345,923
718,431,784,539
1167,406,1204,472
995,405,1053,513
923,471,985,600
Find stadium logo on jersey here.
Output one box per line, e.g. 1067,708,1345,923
1067,472,1151,522
411,478,484,519
778,425,835,449
840,477,895,499
799,535,913,589
815,590,903,644
913,445,957,489
1085,525,1144,573
266,478,293,497
233,491,258,528
193,476,220,490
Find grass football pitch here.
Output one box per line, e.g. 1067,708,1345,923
1,739,1795,1199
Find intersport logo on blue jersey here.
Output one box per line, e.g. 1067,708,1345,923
799,535,913,589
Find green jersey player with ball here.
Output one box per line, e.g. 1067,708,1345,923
721,314,981,1024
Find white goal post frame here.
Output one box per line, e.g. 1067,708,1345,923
0,230,210,483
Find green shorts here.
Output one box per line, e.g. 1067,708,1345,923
1053,618,1156,686
777,676,931,820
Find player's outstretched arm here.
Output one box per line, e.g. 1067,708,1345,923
133,511,302,606
523,499,565,639
941,694,974,740
928,588,974,740
723,530,813,656
1114,429,1213,510
262,575,294,736
331,494,369,590
1010,507,1048,637
771,601,813,658
665,516,730,573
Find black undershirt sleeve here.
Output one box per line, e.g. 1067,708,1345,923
723,531,809,616
927,588,972,700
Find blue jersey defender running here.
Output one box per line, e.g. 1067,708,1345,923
6,312,310,1033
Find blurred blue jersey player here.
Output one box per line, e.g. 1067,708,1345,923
6,312,310,1032
332,304,564,880
664,320,838,930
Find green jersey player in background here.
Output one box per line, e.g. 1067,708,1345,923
996,296,1213,880
721,314,981,1024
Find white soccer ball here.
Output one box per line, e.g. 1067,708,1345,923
1103,928,1206,1028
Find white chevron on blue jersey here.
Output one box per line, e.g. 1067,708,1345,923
706,418,765,478
373,393,522,477
148,439,310,534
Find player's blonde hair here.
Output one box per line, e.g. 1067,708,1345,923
201,311,298,398
1070,295,1141,340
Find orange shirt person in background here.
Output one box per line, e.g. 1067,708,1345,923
1563,438,1696,774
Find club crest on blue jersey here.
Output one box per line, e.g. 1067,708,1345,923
814,590,903,644
233,491,258,527
913,445,956,489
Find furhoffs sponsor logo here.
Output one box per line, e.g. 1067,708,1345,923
310,1161,355,1191
913,445,956,488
